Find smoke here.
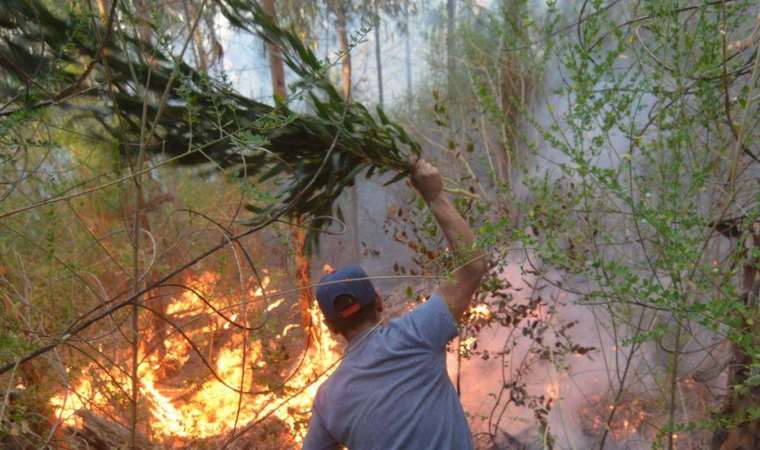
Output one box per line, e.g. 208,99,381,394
442,3,735,449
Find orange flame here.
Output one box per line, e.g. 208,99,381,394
50,271,340,445
579,394,648,441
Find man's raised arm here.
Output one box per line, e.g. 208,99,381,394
411,159,488,322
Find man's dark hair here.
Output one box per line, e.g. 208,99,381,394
329,294,378,334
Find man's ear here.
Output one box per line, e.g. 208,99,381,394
375,294,384,313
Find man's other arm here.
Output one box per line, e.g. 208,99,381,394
411,159,487,322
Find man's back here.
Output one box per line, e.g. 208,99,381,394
303,295,473,450
304,160,487,449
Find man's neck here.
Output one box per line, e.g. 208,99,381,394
343,320,379,342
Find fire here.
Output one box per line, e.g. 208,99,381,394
469,303,491,320
50,271,340,445
579,394,648,441
458,336,478,356
545,382,560,400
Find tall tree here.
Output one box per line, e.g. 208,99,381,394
184,0,209,71
124,2,156,445
368,0,414,107
327,0,408,262
260,0,320,347
181,1,223,72
333,2,353,99
261,0,286,101
86,2,150,445
325,1,360,261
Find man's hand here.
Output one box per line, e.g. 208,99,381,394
411,159,443,203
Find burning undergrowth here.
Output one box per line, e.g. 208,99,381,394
49,271,340,448
442,255,727,450
579,394,650,442
576,374,725,449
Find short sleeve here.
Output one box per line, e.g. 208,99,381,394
393,293,459,351
302,406,339,450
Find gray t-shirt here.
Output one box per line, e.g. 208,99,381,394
303,294,473,450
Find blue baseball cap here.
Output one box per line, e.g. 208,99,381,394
316,264,376,323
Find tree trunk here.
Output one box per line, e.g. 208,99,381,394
261,0,286,101
374,6,384,107
335,4,361,262
261,0,318,346
128,3,153,447
293,217,319,346
336,6,352,99
712,221,760,449
95,0,108,18
184,0,208,72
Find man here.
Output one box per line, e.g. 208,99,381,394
303,159,487,450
